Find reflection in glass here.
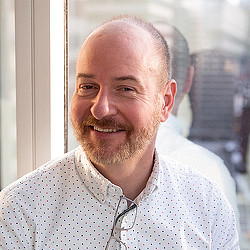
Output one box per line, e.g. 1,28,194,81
67,1,250,248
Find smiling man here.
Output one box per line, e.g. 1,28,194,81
70,18,175,201
0,16,239,249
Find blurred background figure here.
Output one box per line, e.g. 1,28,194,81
154,21,240,234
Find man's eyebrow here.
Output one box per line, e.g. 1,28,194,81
76,73,95,79
76,74,141,84
113,75,140,83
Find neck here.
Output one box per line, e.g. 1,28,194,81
92,146,155,200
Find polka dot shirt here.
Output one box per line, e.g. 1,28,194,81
0,146,239,249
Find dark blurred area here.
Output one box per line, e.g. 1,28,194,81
189,51,250,177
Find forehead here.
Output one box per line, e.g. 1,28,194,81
76,23,159,74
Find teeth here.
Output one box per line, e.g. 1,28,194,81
94,126,118,133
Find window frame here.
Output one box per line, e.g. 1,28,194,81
15,0,51,178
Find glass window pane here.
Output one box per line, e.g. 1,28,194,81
0,0,17,189
67,1,250,248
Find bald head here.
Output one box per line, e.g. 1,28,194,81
77,15,171,91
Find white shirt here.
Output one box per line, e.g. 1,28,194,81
0,146,239,249
156,114,240,233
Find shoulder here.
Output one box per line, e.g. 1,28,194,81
0,148,77,200
158,152,204,178
158,153,225,196
156,133,234,188
157,153,237,220
157,127,223,165
156,126,224,169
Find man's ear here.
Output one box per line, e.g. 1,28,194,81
160,79,177,122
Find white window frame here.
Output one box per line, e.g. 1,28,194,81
15,0,51,178
15,0,65,179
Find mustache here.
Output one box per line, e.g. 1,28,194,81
82,116,132,131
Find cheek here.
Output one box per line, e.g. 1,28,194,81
124,104,154,128
71,98,90,122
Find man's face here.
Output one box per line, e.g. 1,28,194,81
71,24,169,166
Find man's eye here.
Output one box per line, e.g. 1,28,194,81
122,87,135,92
78,84,98,96
80,84,94,90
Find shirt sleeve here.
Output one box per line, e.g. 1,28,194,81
210,185,240,250
0,190,35,249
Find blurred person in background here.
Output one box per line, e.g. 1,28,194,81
154,21,240,234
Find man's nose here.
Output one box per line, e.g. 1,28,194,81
90,90,117,120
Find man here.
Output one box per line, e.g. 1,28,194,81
0,16,239,249
154,21,240,234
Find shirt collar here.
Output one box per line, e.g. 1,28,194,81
74,146,162,205
135,151,162,204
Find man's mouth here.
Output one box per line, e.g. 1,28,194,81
93,126,119,133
